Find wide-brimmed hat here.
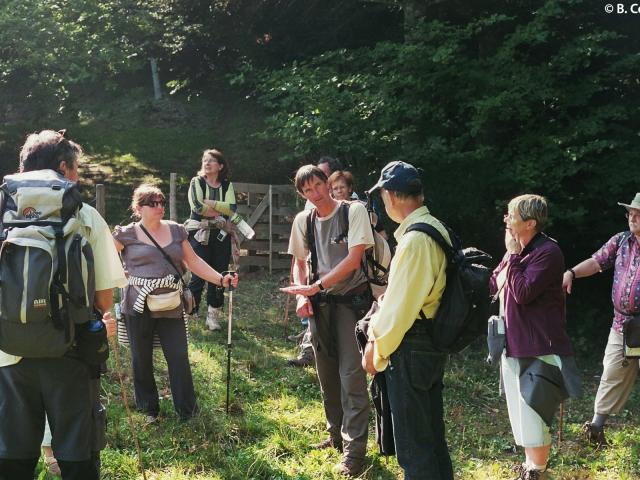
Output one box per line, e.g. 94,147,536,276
367,161,423,194
618,193,640,210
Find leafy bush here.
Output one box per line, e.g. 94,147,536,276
244,0,640,263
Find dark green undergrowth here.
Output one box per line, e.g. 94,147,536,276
30,277,640,479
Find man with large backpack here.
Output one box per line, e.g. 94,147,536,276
281,164,374,477
0,130,126,479
362,161,454,480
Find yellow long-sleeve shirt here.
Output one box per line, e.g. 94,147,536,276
369,206,450,371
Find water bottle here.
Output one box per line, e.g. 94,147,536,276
230,212,255,239
87,312,105,332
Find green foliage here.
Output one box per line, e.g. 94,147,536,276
0,0,194,117
245,0,640,260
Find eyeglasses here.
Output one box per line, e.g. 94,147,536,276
141,200,166,208
504,212,531,224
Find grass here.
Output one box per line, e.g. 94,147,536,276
32,276,640,479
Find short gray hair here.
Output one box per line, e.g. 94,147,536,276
508,194,548,232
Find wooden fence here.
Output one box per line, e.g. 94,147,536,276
95,179,299,274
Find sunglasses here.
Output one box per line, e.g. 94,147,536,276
141,200,166,208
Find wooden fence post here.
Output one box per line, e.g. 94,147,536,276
96,184,105,219
169,173,177,222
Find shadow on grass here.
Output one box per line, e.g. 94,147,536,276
99,277,399,479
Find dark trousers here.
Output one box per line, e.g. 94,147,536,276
124,313,198,419
385,334,453,480
188,230,231,310
0,357,97,480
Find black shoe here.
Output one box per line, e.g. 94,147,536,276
287,355,314,367
581,421,607,446
312,437,343,452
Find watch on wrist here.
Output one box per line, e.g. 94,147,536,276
568,268,576,279
316,280,325,291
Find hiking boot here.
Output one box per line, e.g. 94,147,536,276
311,437,343,452
581,421,607,446
512,463,527,479
44,456,61,476
287,330,306,343
519,468,546,480
287,355,314,367
145,415,158,424
333,456,365,478
206,306,222,331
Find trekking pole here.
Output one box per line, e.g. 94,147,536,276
558,401,564,445
112,303,148,480
223,271,237,415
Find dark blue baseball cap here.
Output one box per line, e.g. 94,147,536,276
367,161,423,194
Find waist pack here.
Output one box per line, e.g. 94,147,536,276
147,289,182,312
623,315,640,358
407,222,493,354
0,170,95,357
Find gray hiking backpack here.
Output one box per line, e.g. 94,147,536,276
0,169,96,357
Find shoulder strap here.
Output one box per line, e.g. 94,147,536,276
221,179,230,201
198,176,207,198
138,223,185,286
406,222,454,263
332,201,350,244
306,209,319,282
616,231,633,253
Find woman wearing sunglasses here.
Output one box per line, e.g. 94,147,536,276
113,184,238,422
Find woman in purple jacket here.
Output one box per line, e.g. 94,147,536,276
490,194,578,480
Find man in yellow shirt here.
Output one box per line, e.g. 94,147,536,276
362,161,454,480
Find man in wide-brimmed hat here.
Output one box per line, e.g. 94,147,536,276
563,192,640,446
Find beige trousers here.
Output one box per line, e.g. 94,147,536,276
594,328,640,415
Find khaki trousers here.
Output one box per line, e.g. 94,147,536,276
310,301,369,460
594,328,639,415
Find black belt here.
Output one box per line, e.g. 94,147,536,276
314,283,370,304
404,319,433,336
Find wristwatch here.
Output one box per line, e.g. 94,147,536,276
567,268,576,279
315,280,325,291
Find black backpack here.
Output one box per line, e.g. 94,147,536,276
406,222,493,353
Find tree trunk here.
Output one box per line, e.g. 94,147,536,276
150,58,162,100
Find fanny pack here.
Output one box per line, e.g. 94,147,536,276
139,223,196,315
147,289,182,312
623,315,640,358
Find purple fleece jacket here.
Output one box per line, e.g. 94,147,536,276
490,233,574,358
